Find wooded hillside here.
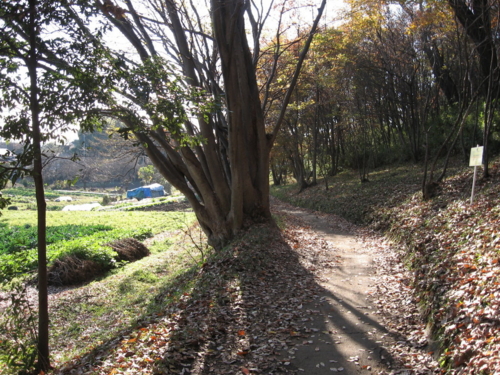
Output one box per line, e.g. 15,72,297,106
267,0,500,195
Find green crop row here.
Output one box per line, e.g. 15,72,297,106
2,188,60,199
0,224,112,256
0,227,153,284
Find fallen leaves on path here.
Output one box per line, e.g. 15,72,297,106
276,198,439,374
51,199,441,375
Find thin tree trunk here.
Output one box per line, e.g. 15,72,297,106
312,86,319,185
28,0,50,370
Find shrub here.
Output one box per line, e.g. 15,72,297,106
47,235,152,285
109,238,150,262
52,180,66,190
48,256,106,285
103,195,118,205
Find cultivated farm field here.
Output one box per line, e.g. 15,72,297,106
0,188,200,373
0,188,195,284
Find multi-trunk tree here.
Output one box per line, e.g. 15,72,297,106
77,0,327,248
3,0,327,252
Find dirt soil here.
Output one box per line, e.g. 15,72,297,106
270,198,439,374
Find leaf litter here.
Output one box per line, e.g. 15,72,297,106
371,162,500,375
43,195,448,375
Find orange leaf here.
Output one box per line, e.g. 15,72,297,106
241,368,250,375
238,330,246,336
237,350,249,356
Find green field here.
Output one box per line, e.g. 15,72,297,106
0,188,196,286
0,189,200,373
0,223,113,255
0,209,193,233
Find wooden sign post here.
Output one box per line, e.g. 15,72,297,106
469,145,483,204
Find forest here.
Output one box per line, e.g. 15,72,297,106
0,0,500,373
267,0,500,194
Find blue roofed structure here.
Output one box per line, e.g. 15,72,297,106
126,183,165,200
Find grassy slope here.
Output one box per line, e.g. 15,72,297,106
49,238,202,366
271,163,427,224
271,158,500,374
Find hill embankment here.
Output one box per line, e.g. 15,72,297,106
271,160,500,374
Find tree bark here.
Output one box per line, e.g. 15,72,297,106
448,0,499,93
28,0,50,370
211,0,271,232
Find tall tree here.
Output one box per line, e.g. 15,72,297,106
448,0,500,177
77,0,328,248
27,0,50,369
0,0,109,369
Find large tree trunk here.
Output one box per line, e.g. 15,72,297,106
448,0,498,93
211,0,271,231
93,0,325,249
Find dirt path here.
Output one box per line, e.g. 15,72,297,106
273,200,438,374
16,199,439,375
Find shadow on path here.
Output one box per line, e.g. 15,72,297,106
53,200,436,375
275,206,402,374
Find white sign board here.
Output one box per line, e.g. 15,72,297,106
469,146,484,167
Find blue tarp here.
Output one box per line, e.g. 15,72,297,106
126,183,165,200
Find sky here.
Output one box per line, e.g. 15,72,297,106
1,0,348,144
86,0,349,141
